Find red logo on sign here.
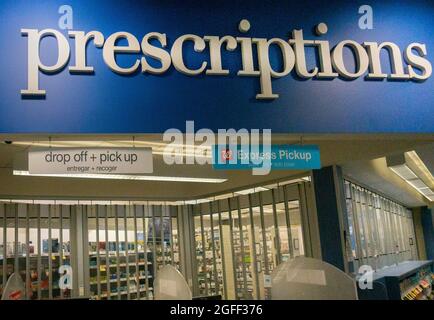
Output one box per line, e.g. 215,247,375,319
221,149,233,161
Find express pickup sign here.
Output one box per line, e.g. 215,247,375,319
28,148,153,175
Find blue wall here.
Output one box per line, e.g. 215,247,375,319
421,207,434,260
0,0,433,133
312,166,346,271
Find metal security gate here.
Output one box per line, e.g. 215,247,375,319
0,183,312,301
344,180,418,273
85,202,180,300
191,181,312,300
0,201,181,300
0,202,72,300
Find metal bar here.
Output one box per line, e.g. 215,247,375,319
397,207,406,255
349,185,365,266
2,203,6,290
393,204,402,261
133,205,139,300
236,197,248,298
114,205,121,299
69,205,77,298
258,192,271,299
378,198,389,266
160,205,165,266
186,206,197,295
104,205,110,300
398,209,405,260
124,205,130,299
359,191,372,267
208,203,219,295
151,206,157,280
59,205,64,299
192,213,200,295
176,207,182,270
143,204,149,300
79,205,90,298
388,202,396,264
48,204,53,299
14,204,18,276
388,202,398,264
168,207,175,265
381,199,391,263
37,204,41,299
365,193,376,264
353,187,369,265
216,201,227,299
283,186,294,258
258,192,270,274
271,189,282,265
248,194,260,300
199,208,208,295
95,205,101,298
26,204,30,300
388,202,397,264
176,209,181,268
367,194,377,263
227,198,237,299
297,182,314,258
369,194,381,270
403,212,409,257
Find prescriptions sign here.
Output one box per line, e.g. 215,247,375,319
0,0,433,133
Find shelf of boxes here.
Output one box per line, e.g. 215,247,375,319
88,242,154,300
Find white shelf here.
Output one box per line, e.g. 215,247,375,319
89,261,152,269
95,287,153,298
90,275,152,285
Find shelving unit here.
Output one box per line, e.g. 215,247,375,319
195,223,224,297
88,244,154,300
0,247,72,299
232,226,254,299
171,226,180,270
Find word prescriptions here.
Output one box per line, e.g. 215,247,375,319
21,21,432,99
28,148,153,175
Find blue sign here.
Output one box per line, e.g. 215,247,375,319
212,145,321,170
0,0,433,133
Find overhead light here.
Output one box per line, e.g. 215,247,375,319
387,153,434,202
419,188,434,197
234,186,269,195
388,164,418,180
184,199,212,205
406,178,428,190
13,170,227,184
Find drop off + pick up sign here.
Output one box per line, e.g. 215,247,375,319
28,148,153,175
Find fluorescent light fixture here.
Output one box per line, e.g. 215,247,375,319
389,164,418,180
419,188,434,196
388,154,434,202
184,199,212,205
234,186,269,195
13,170,227,184
406,178,428,190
